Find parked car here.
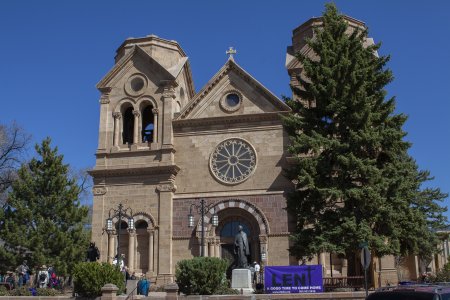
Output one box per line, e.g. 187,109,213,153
367,285,450,300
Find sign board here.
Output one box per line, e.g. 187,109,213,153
360,247,371,270
264,265,323,294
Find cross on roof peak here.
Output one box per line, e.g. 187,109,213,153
226,47,237,60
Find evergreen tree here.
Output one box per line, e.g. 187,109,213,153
0,138,89,275
283,3,447,275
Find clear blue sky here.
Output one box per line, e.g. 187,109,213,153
0,1,449,217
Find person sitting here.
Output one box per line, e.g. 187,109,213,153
137,274,149,296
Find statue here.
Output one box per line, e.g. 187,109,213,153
86,242,100,262
234,225,250,268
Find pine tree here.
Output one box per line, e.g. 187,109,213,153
0,138,89,275
283,4,447,275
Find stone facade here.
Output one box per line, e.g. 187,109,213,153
89,31,293,283
89,17,445,287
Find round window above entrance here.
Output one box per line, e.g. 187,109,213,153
210,138,257,185
220,91,242,112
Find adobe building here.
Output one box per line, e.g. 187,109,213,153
90,16,442,286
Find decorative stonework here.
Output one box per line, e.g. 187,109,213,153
100,95,110,104
112,112,121,119
220,90,243,113
156,183,177,193
152,108,159,114
125,73,147,97
93,186,107,195
132,110,140,117
210,138,257,185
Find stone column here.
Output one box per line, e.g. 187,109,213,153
132,110,140,144
214,238,221,258
147,229,154,274
113,112,121,147
156,183,176,279
108,233,115,264
259,235,268,265
208,239,214,257
128,230,136,271
160,82,177,148
98,87,111,151
152,108,159,143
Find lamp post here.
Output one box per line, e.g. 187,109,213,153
188,199,219,257
105,203,134,266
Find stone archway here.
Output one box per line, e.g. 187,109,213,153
194,199,270,270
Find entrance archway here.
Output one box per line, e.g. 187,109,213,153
194,199,270,276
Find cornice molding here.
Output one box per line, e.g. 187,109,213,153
88,165,180,178
173,112,288,129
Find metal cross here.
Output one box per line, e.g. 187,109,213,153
226,47,237,59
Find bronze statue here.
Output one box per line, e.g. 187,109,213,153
234,225,249,268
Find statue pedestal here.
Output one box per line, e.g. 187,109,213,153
231,268,253,294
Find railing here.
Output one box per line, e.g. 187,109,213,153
125,282,139,300
323,276,365,291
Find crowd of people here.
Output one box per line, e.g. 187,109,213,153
0,261,60,290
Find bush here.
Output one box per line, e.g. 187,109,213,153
0,286,9,296
37,288,60,296
175,257,228,295
9,286,32,296
73,262,125,297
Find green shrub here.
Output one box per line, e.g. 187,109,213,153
9,286,32,296
175,257,228,295
37,288,60,296
0,286,9,296
73,262,125,297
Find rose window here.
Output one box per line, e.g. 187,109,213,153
210,138,257,184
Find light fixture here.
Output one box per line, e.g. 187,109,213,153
211,213,219,227
188,213,194,228
128,217,134,230
106,218,113,231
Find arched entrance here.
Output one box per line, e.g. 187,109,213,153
195,199,269,277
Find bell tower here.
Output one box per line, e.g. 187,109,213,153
89,35,195,282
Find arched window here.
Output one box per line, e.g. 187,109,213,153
135,220,148,229
220,221,251,237
122,107,134,144
141,105,154,142
115,220,128,230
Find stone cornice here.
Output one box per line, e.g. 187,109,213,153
88,164,180,178
173,111,289,130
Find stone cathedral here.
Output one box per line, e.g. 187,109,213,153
90,16,445,285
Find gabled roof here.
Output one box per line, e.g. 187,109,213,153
176,58,290,120
97,45,178,89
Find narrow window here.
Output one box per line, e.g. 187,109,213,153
122,107,134,144
141,105,154,142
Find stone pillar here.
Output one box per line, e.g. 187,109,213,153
148,229,154,274
208,239,214,257
165,283,179,300
259,235,268,265
342,258,348,276
128,230,136,271
156,183,176,279
214,238,220,258
160,82,177,148
113,112,121,147
152,108,159,143
132,110,140,144
320,252,327,275
98,87,111,151
101,283,118,300
108,233,115,264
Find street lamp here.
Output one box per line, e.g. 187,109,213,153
106,203,134,266
188,199,219,257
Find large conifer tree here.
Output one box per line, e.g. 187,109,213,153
283,4,447,275
0,138,89,274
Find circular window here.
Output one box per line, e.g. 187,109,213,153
125,74,147,96
220,91,242,112
130,77,144,92
210,138,257,184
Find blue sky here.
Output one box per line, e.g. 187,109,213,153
0,1,449,217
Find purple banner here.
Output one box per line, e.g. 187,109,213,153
264,265,323,294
